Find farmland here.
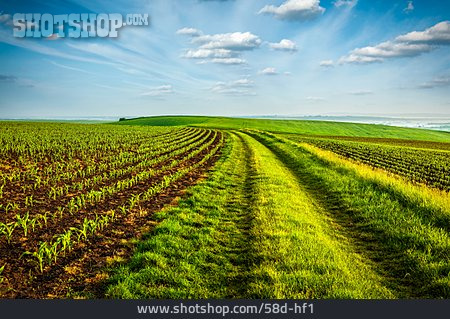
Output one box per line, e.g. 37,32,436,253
0,122,223,297
281,135,450,191
0,117,449,298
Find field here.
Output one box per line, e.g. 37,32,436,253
0,122,222,297
116,116,450,142
0,117,449,298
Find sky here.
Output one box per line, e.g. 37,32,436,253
0,0,449,118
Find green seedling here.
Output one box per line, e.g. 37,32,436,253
0,264,5,283
16,212,30,237
0,222,16,244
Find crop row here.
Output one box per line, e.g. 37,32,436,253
284,135,450,191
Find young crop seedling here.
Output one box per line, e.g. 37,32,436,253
0,264,5,284
1,222,17,244
36,212,49,228
24,195,34,207
118,205,127,215
55,230,73,256
16,212,31,237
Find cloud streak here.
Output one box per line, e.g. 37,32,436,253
418,76,450,89
194,32,262,50
403,1,414,14
348,90,373,95
259,67,278,75
210,78,255,95
179,29,262,65
320,60,334,67
339,21,450,64
176,27,203,36
258,0,325,21
140,85,174,97
0,74,17,83
269,39,298,52
334,0,358,8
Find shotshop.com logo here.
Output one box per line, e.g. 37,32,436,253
12,13,149,38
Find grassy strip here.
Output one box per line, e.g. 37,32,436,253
249,131,450,298
105,132,254,298
238,132,393,299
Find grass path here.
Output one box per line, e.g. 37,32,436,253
238,132,393,298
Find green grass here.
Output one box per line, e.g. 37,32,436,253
116,116,450,142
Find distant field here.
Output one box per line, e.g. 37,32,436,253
116,116,450,142
1,118,449,298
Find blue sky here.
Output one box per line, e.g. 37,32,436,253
0,0,449,118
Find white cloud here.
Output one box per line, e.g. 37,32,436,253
319,59,334,67
334,0,358,8
396,21,450,45
176,27,202,37
179,30,261,66
339,41,431,64
258,0,325,21
194,32,262,50
269,39,298,52
418,76,450,89
306,96,325,101
339,21,450,64
211,78,255,95
140,85,173,97
350,41,431,58
182,48,236,59
49,61,95,74
259,67,278,75
339,54,383,64
210,58,247,64
348,90,373,95
403,1,414,14
232,79,253,86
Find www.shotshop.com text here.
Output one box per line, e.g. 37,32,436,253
137,302,314,316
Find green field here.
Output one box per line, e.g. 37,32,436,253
0,117,449,298
116,116,450,142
